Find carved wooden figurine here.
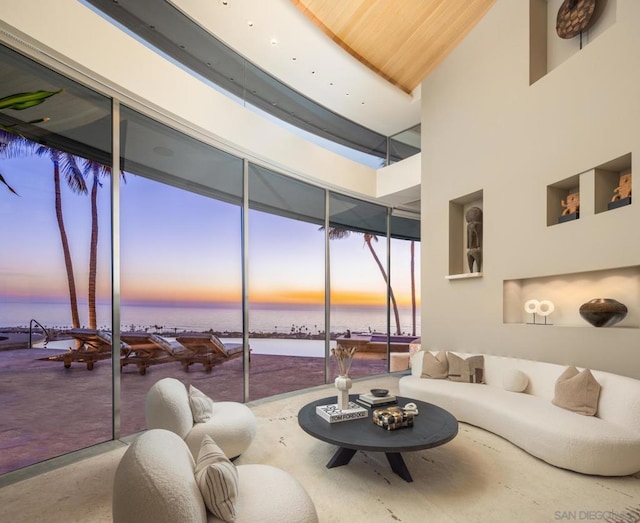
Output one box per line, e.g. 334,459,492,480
465,206,483,273
611,173,632,201
561,192,580,215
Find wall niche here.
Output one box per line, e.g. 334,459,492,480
447,190,483,279
503,265,640,328
529,0,617,84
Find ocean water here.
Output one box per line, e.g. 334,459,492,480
1,300,420,336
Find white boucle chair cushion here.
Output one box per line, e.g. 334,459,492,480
145,377,193,438
195,436,238,521
185,401,257,459
502,368,529,392
189,385,215,422
113,429,207,523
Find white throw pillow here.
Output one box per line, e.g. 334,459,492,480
502,369,529,392
189,385,214,423
194,435,239,522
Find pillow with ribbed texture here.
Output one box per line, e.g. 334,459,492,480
447,353,485,383
421,350,448,379
194,435,239,522
552,366,601,416
189,385,214,423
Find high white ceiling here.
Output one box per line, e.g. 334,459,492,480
169,0,422,137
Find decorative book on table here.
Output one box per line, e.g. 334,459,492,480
316,402,368,423
356,393,397,408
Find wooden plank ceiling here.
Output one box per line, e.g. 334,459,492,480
291,0,495,94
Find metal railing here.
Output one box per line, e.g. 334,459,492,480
29,319,50,349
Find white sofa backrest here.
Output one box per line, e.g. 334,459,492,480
145,377,193,439
411,350,640,434
113,429,207,523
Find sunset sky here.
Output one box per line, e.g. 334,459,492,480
0,155,419,310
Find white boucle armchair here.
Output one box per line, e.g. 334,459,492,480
113,429,319,523
145,377,257,459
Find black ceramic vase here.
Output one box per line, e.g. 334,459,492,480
579,298,628,327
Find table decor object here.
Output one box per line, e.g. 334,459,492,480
373,406,415,431
332,345,358,410
315,402,367,423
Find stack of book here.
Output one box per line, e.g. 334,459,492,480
316,402,368,423
356,392,397,408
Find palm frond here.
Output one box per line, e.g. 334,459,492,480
60,154,88,194
0,172,19,196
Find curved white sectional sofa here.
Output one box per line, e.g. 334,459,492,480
399,351,640,476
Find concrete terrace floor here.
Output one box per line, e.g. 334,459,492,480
0,343,388,475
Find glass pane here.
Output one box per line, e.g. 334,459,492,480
0,44,113,474
248,164,326,400
119,107,243,436
328,194,389,379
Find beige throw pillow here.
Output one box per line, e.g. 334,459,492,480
194,435,239,522
421,350,448,379
189,385,215,423
447,353,485,383
552,366,601,416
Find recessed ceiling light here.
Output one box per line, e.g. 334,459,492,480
311,71,316,75
270,38,278,46
247,21,254,27
292,57,297,61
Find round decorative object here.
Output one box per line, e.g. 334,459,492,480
370,388,389,397
556,0,598,39
502,369,529,393
579,298,628,327
524,299,539,314
537,300,555,317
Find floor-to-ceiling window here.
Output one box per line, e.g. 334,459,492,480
328,193,390,379
118,107,244,435
0,44,113,474
0,41,420,478
247,164,326,399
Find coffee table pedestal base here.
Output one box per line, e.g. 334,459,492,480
326,447,414,482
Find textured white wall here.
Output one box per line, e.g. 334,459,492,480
420,0,640,378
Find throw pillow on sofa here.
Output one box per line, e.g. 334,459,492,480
421,350,448,379
502,368,529,392
447,353,485,383
189,385,215,423
194,435,239,522
552,366,601,416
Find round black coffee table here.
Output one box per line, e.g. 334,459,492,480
298,395,458,482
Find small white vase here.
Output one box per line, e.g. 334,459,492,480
334,375,352,411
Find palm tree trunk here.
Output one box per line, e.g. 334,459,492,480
88,170,99,329
364,236,402,335
410,240,416,336
53,157,81,329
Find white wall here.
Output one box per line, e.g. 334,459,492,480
420,0,640,378
0,0,379,198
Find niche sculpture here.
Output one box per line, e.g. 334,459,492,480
466,206,483,273
561,192,580,216
611,173,632,202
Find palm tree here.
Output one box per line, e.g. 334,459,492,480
81,159,125,329
1,131,86,328
325,227,402,335
35,146,87,329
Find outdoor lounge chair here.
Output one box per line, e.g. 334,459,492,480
173,333,244,373
53,328,116,371
119,333,177,375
